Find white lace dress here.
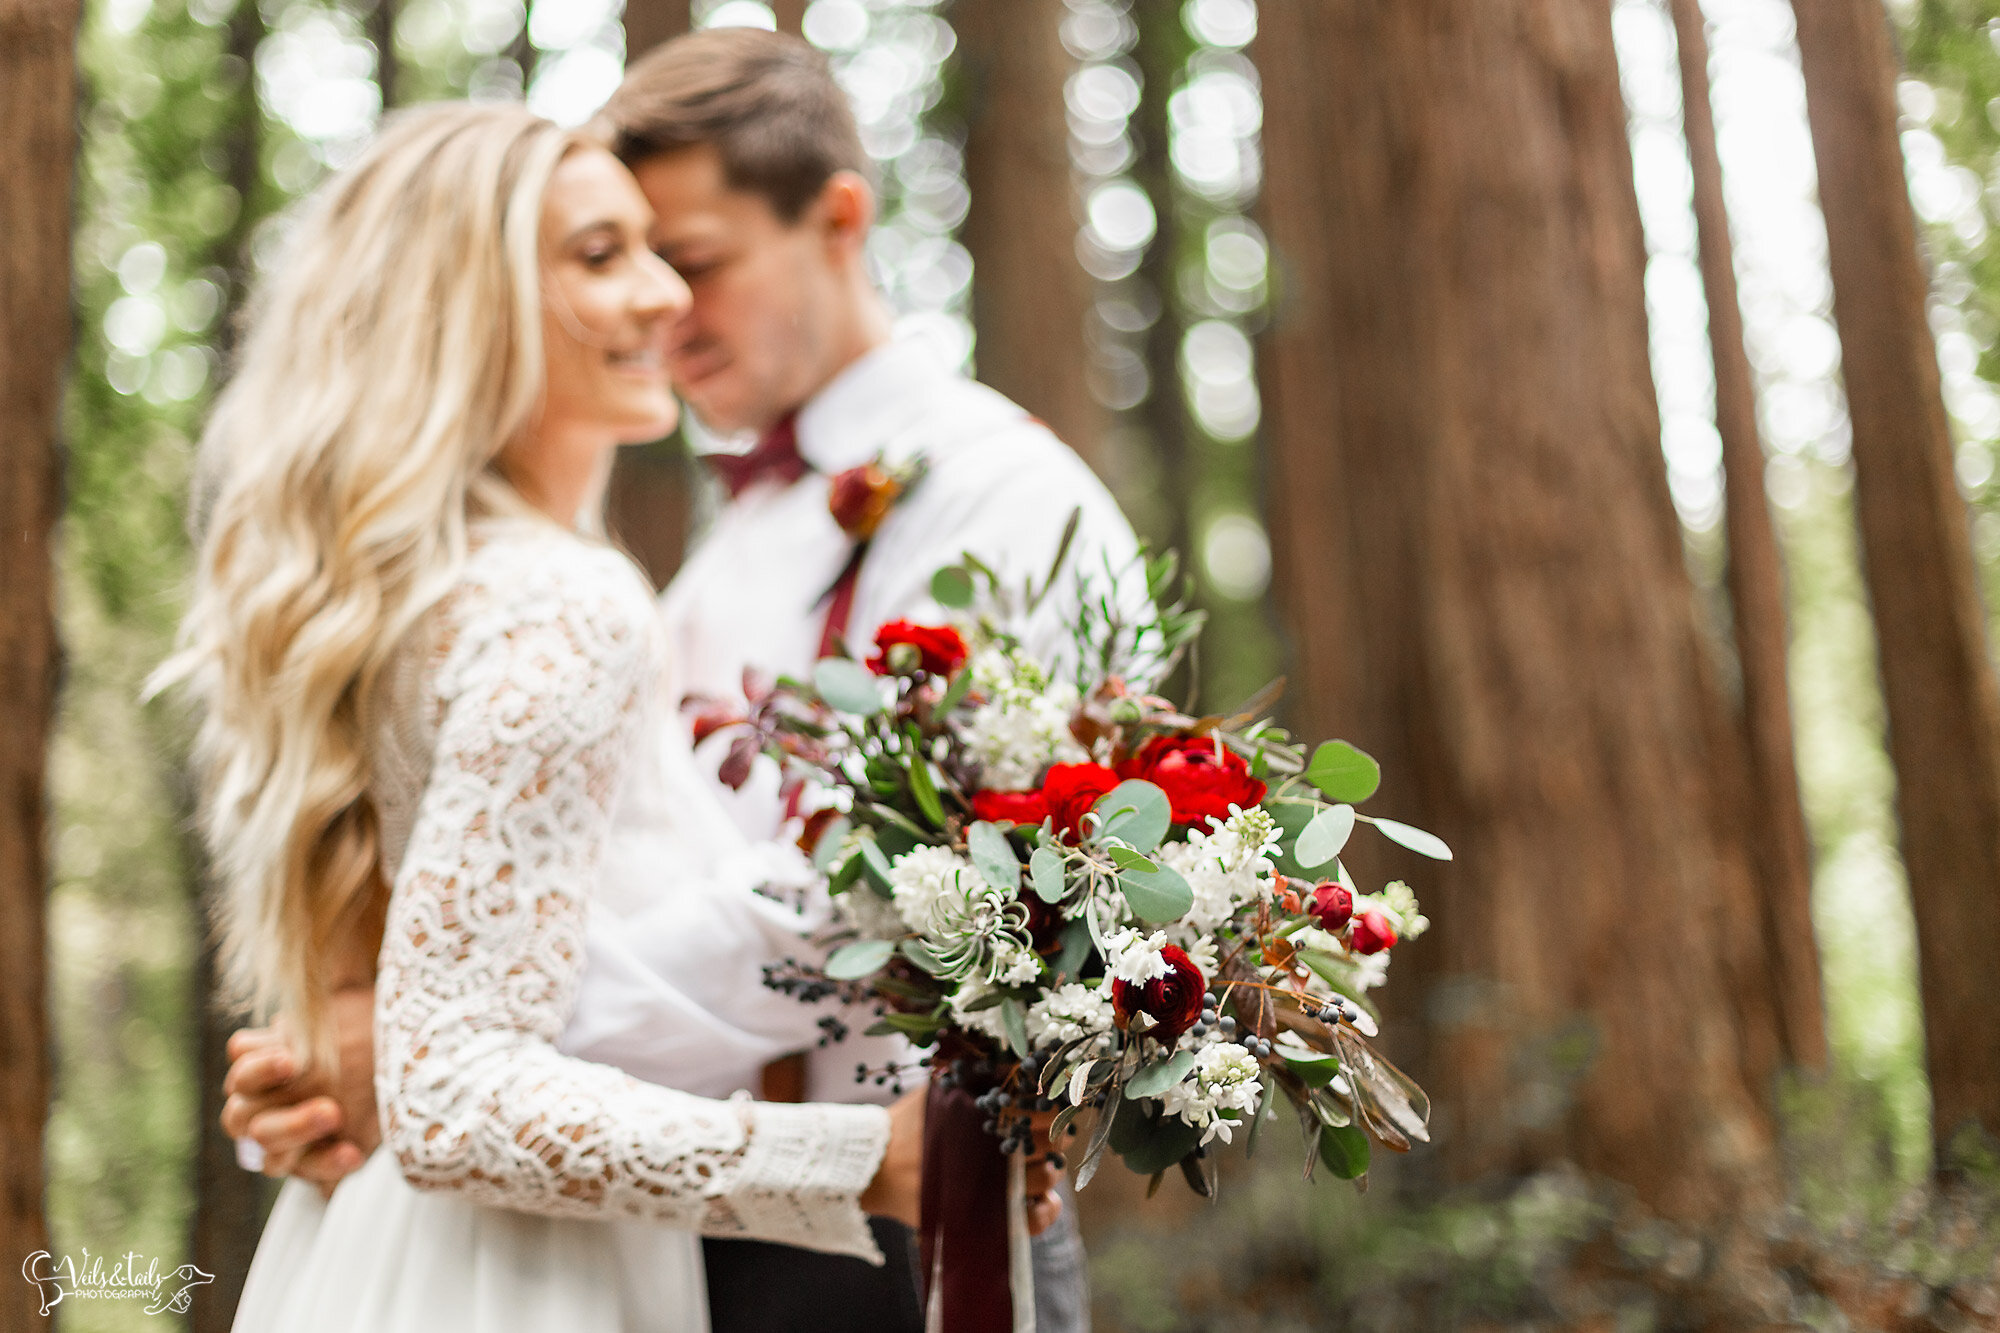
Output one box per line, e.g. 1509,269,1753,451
232,520,891,1333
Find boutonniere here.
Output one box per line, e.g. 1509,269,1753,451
827,454,926,542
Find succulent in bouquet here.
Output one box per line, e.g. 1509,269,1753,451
708,528,1445,1197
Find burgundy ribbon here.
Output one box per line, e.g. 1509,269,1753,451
702,413,810,498
919,1081,1013,1333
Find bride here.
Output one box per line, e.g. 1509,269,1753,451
159,102,922,1331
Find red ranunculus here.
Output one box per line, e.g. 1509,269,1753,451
1040,763,1121,840
827,463,902,541
866,620,968,677
1308,881,1354,932
1110,944,1207,1043
970,788,1049,826
1349,909,1397,955
1117,735,1267,827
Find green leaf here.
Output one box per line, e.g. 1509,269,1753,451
967,821,1021,891
830,851,865,895
814,657,889,715
900,938,948,975
1053,919,1092,982
1118,863,1195,924
825,938,895,980
1319,1123,1371,1180
938,661,976,714
1370,817,1453,861
1125,1051,1197,1098
810,815,853,872
1000,999,1031,1058
1091,779,1170,853
904,744,947,830
858,839,896,897
1305,741,1381,803
1295,804,1356,869
1282,1051,1342,1090
867,1011,946,1039
931,564,974,609
1030,846,1067,905
1107,845,1158,873
1110,1099,1204,1175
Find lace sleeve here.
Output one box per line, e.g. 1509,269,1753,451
374,542,890,1261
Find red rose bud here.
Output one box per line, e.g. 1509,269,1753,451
1110,944,1207,1043
1116,734,1268,827
828,463,901,540
866,620,968,677
1040,762,1122,840
1350,909,1397,955
1309,881,1354,932
971,788,1050,827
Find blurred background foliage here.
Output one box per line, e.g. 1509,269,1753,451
49,0,2000,1327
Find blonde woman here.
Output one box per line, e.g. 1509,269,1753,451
161,103,922,1331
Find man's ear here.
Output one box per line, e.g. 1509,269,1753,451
818,169,877,256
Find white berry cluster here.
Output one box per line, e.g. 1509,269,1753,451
1160,1041,1265,1145
957,645,1088,788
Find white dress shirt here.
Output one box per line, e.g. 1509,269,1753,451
660,335,1149,1102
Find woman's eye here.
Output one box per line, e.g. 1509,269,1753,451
582,246,618,269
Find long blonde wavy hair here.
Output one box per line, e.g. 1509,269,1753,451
159,103,584,1064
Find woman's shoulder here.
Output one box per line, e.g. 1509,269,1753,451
440,518,661,679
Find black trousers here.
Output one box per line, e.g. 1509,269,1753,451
702,1220,924,1333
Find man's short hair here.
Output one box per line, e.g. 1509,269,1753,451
597,28,869,223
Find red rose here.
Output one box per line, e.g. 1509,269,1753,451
1308,881,1354,932
828,463,902,540
1111,944,1207,1043
866,620,968,677
1040,763,1121,840
971,788,1049,826
1117,735,1267,827
1350,910,1397,955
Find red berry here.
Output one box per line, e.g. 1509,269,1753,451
1350,909,1397,955
1309,880,1354,932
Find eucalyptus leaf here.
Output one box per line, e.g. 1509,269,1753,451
1091,780,1170,853
1000,999,1030,1058
1295,804,1356,869
930,564,974,609
1125,1051,1196,1098
1053,919,1092,982
1107,845,1158,873
858,839,896,897
1110,1099,1204,1176
1305,741,1381,803
1370,817,1454,861
1319,1123,1371,1180
814,657,889,716
824,938,895,980
810,815,853,872
1118,863,1195,924
899,938,947,975
1030,846,1067,905
967,821,1021,891
1281,1051,1342,1090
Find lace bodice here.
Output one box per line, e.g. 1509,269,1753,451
369,519,889,1261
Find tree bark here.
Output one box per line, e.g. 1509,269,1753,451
605,444,695,590
1792,0,2000,1154
623,0,690,61
1130,0,1190,562
1670,0,1825,1073
0,0,77,1323
371,0,398,109
1254,1,1780,1221
771,0,807,35
952,0,1106,466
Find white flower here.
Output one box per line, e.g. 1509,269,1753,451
1027,982,1115,1048
831,884,906,940
958,646,1087,788
1104,929,1172,985
948,980,1011,1042
990,939,1045,987
887,845,978,934
1159,808,1279,934
1358,880,1430,940
1159,1041,1264,1144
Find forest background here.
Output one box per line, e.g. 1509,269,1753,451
6,0,2000,1328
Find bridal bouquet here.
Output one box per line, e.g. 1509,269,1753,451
712,531,1443,1210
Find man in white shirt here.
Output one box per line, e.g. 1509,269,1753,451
224,26,1143,1332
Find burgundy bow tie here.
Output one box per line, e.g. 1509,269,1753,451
702,414,811,498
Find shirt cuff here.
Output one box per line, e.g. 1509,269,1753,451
724,1099,893,1265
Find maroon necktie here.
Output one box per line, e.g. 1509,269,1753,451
702,413,810,498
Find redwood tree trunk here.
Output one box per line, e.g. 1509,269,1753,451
1254,1,1780,1221
623,0,689,63
1792,0,2000,1154
1670,0,1825,1073
953,0,1106,465
0,0,77,1322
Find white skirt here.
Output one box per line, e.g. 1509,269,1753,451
232,1150,709,1333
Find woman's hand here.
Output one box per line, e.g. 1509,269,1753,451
858,1086,926,1228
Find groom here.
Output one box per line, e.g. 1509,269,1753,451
223,26,1146,1332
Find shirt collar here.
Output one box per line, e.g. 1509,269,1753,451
794,336,951,475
